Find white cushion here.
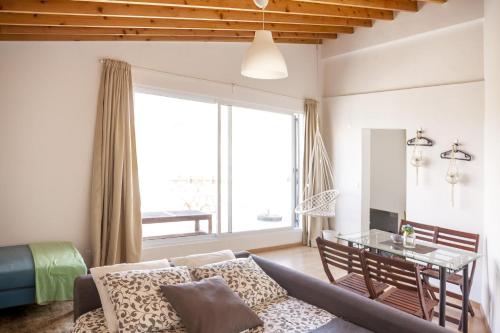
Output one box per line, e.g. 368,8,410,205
170,249,236,268
90,259,170,332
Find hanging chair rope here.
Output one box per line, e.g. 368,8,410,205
295,127,339,217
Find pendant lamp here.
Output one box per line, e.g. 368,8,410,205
241,1,288,80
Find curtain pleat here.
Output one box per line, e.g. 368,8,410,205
90,59,142,267
301,99,329,247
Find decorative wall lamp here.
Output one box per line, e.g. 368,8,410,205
407,128,434,185
441,140,472,207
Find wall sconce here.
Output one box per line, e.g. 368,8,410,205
441,140,472,207
407,128,433,186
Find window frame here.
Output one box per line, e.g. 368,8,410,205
134,87,302,241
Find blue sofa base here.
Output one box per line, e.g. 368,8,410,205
0,287,36,309
0,245,36,309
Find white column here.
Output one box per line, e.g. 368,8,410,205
482,0,500,330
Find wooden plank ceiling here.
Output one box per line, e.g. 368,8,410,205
0,0,447,44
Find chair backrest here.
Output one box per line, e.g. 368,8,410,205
435,227,479,253
435,227,480,281
316,237,364,284
360,251,422,295
401,220,437,243
360,251,431,320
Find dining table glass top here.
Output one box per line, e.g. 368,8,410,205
337,229,481,272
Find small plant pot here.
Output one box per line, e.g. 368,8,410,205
403,234,416,249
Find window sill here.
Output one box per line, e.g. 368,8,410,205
142,226,301,249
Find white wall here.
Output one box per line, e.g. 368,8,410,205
321,1,485,301
322,19,483,97
324,83,484,236
482,0,500,330
0,41,318,263
322,0,483,58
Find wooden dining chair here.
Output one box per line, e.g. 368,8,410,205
316,237,387,298
360,251,439,321
422,226,480,318
400,219,438,243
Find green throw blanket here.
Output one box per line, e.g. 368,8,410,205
28,242,87,304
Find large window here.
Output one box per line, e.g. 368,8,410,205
230,106,296,232
134,90,302,239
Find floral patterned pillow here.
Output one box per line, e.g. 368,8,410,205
191,257,287,308
100,267,191,333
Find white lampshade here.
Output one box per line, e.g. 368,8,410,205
241,30,288,80
253,0,269,9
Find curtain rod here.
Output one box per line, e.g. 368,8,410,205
98,59,304,102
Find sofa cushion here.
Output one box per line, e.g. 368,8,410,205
310,318,373,333
170,249,236,268
249,296,334,333
161,276,263,333
0,245,35,291
72,296,335,333
100,267,191,333
191,257,287,308
71,307,109,333
90,259,171,332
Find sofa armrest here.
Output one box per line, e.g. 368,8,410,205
251,255,452,333
73,274,101,321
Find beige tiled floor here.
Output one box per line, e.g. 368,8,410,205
257,245,490,333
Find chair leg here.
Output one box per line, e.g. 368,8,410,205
458,302,474,331
468,301,475,316
459,283,475,317
423,275,439,301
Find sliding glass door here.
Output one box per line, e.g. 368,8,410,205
230,106,296,232
135,92,218,238
134,90,301,239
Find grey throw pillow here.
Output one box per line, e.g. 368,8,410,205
160,276,263,333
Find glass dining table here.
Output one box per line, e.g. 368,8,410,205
336,229,481,332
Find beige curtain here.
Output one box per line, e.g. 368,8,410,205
301,99,329,247
90,59,142,267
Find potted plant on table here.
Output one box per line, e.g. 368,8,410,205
401,224,417,248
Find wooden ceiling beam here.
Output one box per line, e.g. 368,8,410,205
0,13,354,33
0,25,338,39
0,33,323,43
417,0,447,3
291,0,418,11
0,0,372,27
75,0,394,20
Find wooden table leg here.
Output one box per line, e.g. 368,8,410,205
439,266,448,327
195,220,200,232
208,216,212,234
461,264,469,333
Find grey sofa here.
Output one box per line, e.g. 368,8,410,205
73,252,451,333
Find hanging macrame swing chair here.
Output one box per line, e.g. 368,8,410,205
295,128,339,217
